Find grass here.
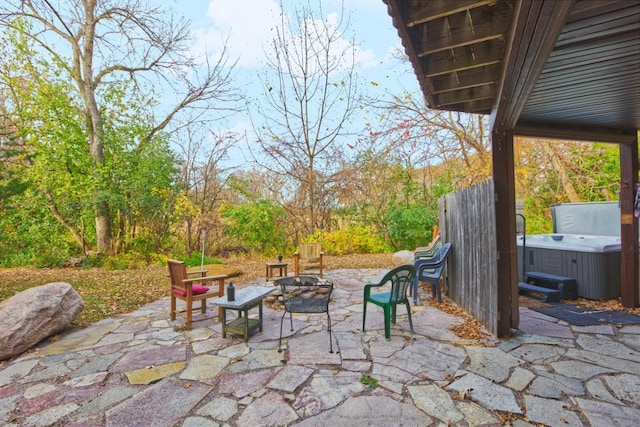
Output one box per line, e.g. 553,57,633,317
0,253,394,327
359,375,379,388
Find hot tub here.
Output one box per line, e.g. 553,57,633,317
516,234,621,300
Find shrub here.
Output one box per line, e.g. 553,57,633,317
181,252,221,267
384,203,437,250
313,225,391,255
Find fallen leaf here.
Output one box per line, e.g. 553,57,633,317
457,388,472,400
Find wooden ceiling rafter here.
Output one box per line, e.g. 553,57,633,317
385,0,639,131
387,0,514,115
412,4,512,56
421,39,505,77
405,0,494,27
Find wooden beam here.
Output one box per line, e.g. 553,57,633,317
620,139,639,308
406,0,493,27
491,0,576,130
384,0,438,109
448,98,494,114
492,128,518,337
435,84,494,107
413,2,512,55
432,63,503,93
421,38,506,77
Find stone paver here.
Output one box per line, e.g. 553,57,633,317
408,384,463,423
1,268,639,426
447,372,522,414
293,395,433,426
575,397,640,427
466,346,523,382
524,395,584,426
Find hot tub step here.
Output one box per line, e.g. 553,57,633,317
518,282,563,302
524,272,578,300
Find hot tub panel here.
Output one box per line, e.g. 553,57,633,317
517,236,621,300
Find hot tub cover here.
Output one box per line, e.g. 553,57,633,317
517,234,621,253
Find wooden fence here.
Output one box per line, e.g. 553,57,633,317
439,179,498,335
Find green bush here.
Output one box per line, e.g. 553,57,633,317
384,203,437,250
219,199,286,255
104,252,147,270
181,252,221,267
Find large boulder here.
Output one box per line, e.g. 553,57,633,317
0,282,84,361
392,250,414,266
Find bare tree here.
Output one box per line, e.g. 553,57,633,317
0,0,241,254
175,124,239,254
375,92,491,187
252,1,359,236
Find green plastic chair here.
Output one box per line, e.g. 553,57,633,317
362,265,416,340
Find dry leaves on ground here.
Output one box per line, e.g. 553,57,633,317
0,253,395,327
429,298,493,342
2,253,633,337
519,294,640,315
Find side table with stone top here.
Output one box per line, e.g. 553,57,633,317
211,286,275,342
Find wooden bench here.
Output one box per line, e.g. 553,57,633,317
519,271,578,302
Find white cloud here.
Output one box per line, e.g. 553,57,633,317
191,0,381,70
191,0,283,68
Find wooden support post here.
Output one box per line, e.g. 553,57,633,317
492,128,519,337
620,139,639,307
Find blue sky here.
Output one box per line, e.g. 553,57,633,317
166,0,420,168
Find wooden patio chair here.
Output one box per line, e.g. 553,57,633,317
293,242,324,278
168,259,230,330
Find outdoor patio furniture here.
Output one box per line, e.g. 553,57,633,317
275,276,335,353
293,242,324,278
211,286,275,342
409,236,443,302
414,235,442,259
167,259,229,330
362,265,416,340
265,262,288,281
414,242,452,303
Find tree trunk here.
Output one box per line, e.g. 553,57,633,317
45,190,90,252
95,202,112,254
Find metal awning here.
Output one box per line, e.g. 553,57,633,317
384,0,639,142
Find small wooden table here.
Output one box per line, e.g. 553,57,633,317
211,286,275,341
265,262,288,281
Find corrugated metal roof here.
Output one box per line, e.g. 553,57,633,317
519,0,640,132
384,0,640,138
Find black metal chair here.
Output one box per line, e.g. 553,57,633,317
275,276,335,353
